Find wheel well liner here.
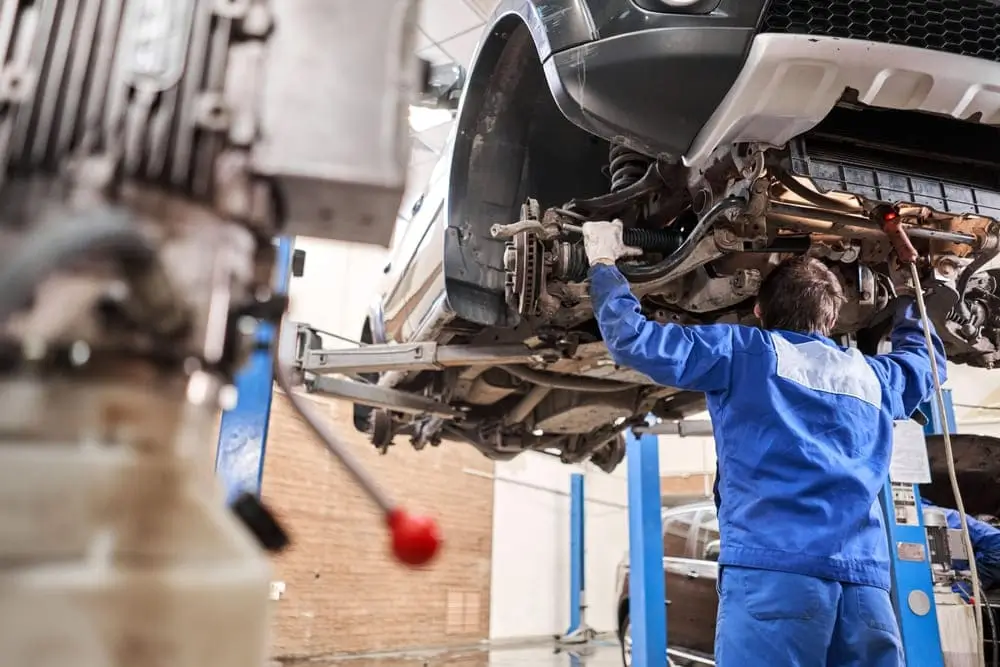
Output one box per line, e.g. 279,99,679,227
443,14,609,328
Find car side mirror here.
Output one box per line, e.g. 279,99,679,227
414,61,465,111
703,540,721,562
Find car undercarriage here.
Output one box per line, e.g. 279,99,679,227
347,17,1000,473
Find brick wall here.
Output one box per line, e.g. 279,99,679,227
261,392,495,659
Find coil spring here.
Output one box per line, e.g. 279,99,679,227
947,300,986,328
608,144,650,192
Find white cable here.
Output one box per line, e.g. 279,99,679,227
910,263,986,666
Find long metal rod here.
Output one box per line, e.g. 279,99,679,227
300,342,558,375
275,361,395,514
769,203,979,245
910,263,985,665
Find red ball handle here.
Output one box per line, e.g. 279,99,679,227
386,508,442,566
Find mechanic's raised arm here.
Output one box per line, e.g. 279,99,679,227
582,221,734,393
867,295,947,419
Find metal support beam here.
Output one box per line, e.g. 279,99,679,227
216,237,295,499
880,391,954,667
626,428,668,667
296,339,560,375
632,419,714,437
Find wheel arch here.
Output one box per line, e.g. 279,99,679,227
442,5,609,329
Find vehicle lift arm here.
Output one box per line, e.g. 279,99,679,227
287,322,566,418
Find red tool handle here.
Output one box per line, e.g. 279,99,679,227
276,366,442,567
387,508,442,566
875,205,918,264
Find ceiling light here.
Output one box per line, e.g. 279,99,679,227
408,105,454,133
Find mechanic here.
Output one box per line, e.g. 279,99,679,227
582,220,946,666
923,499,1000,591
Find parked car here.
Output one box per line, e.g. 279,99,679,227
354,0,1000,472
615,500,720,666
613,434,1000,666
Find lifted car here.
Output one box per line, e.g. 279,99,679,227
354,0,1000,471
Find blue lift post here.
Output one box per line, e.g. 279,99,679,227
215,237,296,501
626,428,668,667
879,388,955,667
566,472,586,636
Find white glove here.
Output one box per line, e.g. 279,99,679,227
582,220,643,266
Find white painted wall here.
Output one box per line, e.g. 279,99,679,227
944,364,1000,436
658,434,716,481
286,238,390,345
488,453,629,640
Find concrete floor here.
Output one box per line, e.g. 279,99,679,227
301,642,625,667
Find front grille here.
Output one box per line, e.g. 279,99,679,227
758,0,1000,62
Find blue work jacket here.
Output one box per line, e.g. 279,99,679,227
590,264,946,590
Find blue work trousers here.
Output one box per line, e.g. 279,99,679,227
715,566,904,667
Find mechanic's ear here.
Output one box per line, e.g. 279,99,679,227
753,302,762,321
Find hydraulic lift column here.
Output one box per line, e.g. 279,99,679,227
626,425,668,667
215,238,296,499
879,392,956,667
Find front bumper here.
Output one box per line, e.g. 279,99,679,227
683,34,1000,171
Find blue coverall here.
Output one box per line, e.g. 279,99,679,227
589,263,946,666
923,500,1000,590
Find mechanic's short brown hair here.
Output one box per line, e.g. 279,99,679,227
756,256,845,336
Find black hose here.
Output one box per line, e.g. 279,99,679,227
621,196,747,282
0,209,155,323
499,364,636,393
957,247,1000,299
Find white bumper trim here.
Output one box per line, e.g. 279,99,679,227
683,34,1000,171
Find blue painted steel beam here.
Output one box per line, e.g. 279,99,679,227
566,472,585,634
626,429,667,667
920,388,956,435
216,237,295,500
